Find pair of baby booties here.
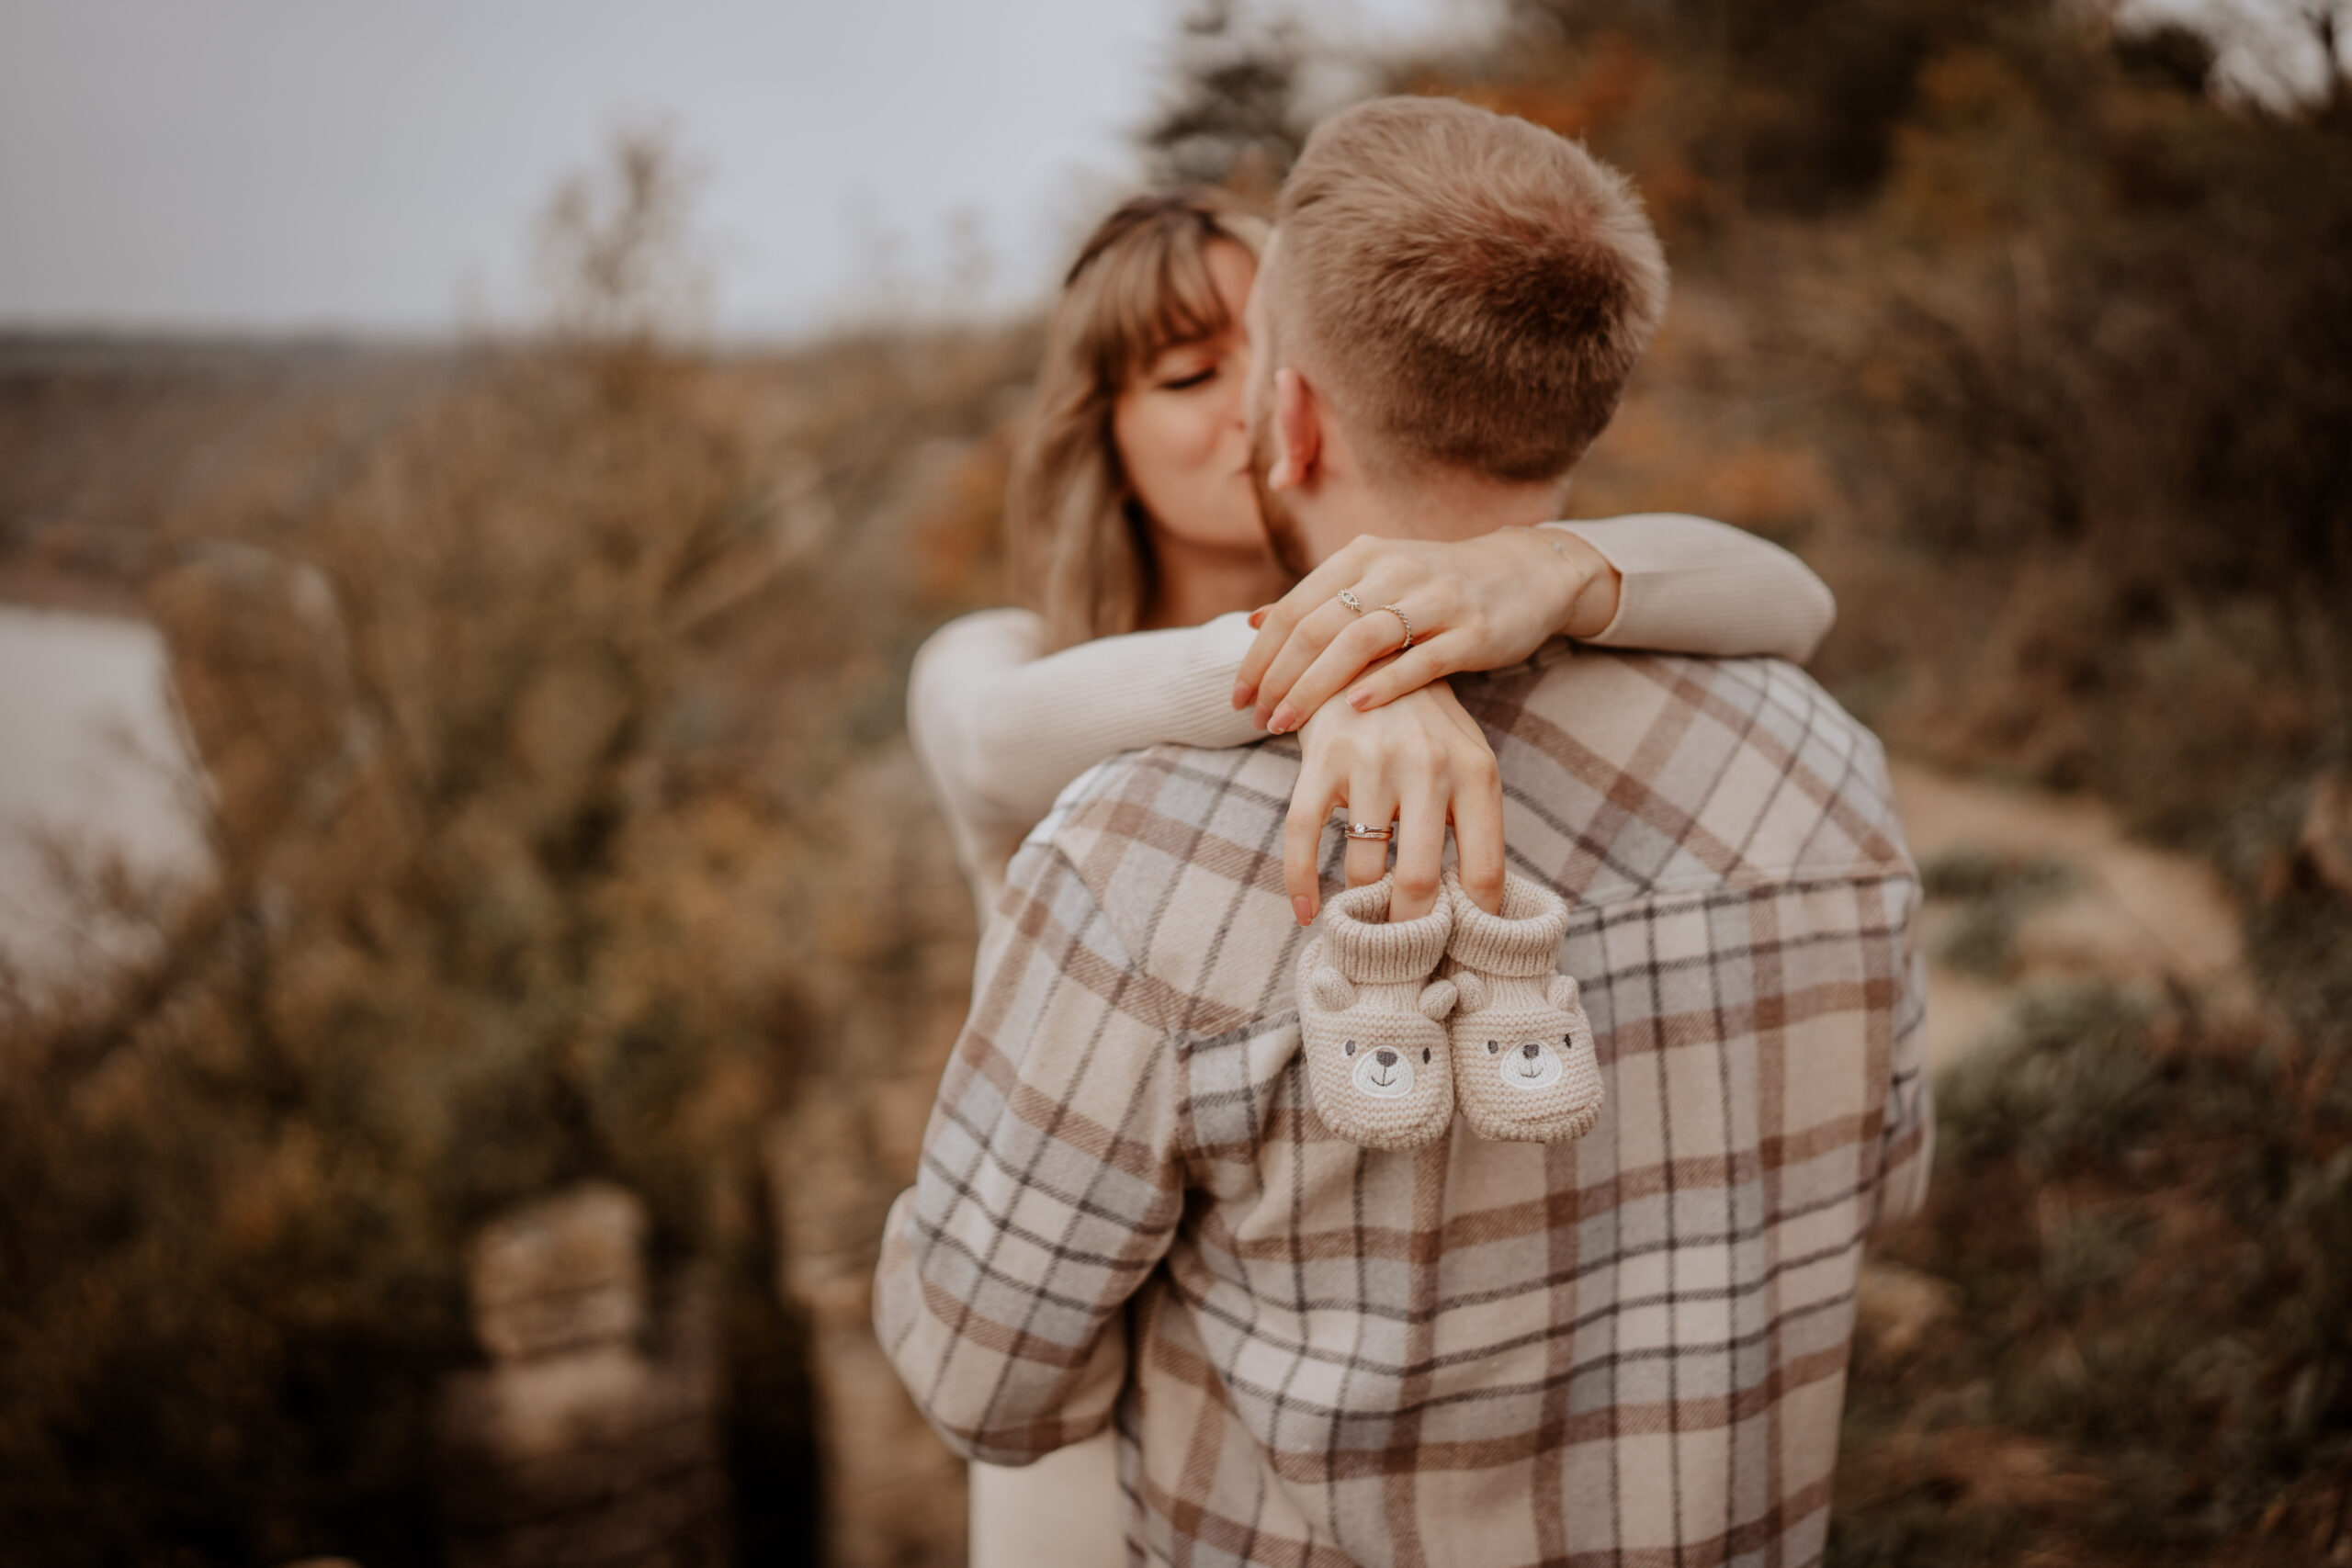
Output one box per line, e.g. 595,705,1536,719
1296,868,1604,1150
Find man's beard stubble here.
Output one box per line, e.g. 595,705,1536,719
1249,414,1315,579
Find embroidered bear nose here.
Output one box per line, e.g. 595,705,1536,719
1376,1049,1397,1067
1522,1042,1541,1059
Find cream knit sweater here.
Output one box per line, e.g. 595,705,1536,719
910,513,1835,923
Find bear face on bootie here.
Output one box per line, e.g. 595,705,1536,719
1295,876,1458,1151
1442,870,1605,1145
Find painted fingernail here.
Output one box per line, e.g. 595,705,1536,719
1248,607,1269,628
1268,705,1297,734
1232,680,1255,709
1349,687,1373,709
1293,895,1316,926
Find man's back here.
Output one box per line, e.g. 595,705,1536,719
877,645,1929,1568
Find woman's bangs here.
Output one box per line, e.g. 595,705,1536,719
1093,229,1232,389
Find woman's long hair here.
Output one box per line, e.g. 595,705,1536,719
1010,189,1268,650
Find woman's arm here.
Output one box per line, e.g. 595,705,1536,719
907,607,1263,905
1546,513,1835,662
1234,513,1837,731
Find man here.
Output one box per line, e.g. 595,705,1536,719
876,96,1930,1567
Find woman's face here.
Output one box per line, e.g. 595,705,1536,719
1111,240,1263,555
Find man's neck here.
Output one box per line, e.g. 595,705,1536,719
1310,465,1569,551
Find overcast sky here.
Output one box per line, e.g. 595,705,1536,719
0,0,1476,339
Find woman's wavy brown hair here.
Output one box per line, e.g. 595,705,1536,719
1009,189,1268,650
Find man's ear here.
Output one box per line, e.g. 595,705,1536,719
1267,367,1321,492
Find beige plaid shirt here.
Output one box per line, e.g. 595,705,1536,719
876,646,1930,1567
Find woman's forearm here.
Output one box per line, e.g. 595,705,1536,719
1543,514,1836,663
909,607,1263,848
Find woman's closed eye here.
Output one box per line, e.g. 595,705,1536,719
1157,365,1217,391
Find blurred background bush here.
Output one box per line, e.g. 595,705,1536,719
1,1,2346,1563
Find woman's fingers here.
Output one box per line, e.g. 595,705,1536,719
1282,769,1343,924
1446,744,1508,916
1341,637,1464,713
1390,787,1448,920
1253,597,1361,729
1266,613,1418,733
1233,540,1373,708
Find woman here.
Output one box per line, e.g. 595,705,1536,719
906,190,1834,1567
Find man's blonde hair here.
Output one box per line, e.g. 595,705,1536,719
1272,96,1668,483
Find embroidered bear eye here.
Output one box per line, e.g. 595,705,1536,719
1487,1040,1499,1055
1421,1047,1430,1063
1343,1040,1357,1056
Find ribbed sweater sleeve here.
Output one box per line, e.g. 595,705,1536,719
907,607,1262,918
1545,513,1837,664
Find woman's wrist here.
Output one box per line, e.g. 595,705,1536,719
1527,525,1623,639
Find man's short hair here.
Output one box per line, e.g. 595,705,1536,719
1272,95,1668,483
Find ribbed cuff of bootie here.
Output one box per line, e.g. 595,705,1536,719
1442,869,1569,976
1320,876,1453,984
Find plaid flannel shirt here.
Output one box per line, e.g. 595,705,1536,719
876,647,1930,1568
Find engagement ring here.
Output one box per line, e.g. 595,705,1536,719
1342,822,1394,841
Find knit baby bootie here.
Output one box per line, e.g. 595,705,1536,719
1442,868,1603,1144
1295,875,1459,1151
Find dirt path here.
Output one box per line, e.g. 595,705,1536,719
1889,758,2246,1070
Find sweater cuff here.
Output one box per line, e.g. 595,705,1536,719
1444,870,1569,976
1541,518,1662,647
1170,612,1270,749
1321,878,1453,982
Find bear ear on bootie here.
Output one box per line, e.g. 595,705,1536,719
1310,966,1357,1012
1295,937,1455,1153
1418,977,1458,1021
1547,973,1580,1010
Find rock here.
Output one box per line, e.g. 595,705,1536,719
2301,769,2352,897
467,1183,648,1362
1856,1261,1956,1363
439,1185,730,1568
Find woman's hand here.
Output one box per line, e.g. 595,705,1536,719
1232,528,1623,735
1285,676,1505,926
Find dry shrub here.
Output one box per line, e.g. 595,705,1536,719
0,136,827,1564
1837,980,2352,1565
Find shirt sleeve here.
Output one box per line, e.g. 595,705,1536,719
907,607,1265,906
872,837,1187,1464
1545,514,1838,664
1871,881,1935,1230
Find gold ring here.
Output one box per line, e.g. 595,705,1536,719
1342,822,1394,841
1337,589,1364,615
1379,604,1413,651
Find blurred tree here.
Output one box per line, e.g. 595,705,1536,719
0,130,818,1565
1141,0,1310,195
